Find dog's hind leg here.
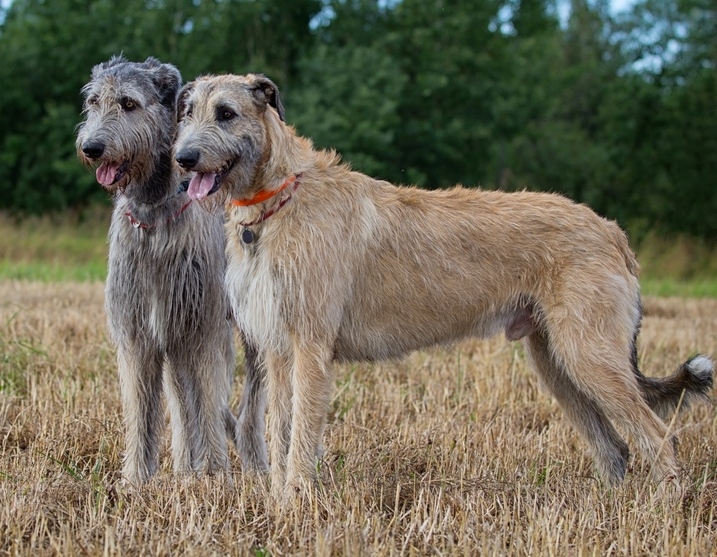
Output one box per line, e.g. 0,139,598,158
196,344,232,474
118,347,165,484
524,330,630,484
577,361,679,483
546,304,681,483
221,327,238,442
221,327,239,445
235,334,269,472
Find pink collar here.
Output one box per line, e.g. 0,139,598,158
125,200,193,230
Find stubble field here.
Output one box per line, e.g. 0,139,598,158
0,281,716,556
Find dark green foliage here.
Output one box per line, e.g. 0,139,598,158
0,0,320,214
0,0,715,239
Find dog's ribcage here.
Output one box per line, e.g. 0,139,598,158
226,191,538,364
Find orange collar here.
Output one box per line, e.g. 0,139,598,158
231,173,301,207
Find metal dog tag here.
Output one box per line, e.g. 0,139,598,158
241,227,255,244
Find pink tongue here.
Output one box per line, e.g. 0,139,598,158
187,172,217,200
96,162,120,186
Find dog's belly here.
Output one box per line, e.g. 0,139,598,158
332,305,527,362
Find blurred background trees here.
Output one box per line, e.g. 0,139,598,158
0,0,714,240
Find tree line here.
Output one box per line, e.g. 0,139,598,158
0,0,715,239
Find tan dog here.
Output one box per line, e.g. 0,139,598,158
174,74,713,498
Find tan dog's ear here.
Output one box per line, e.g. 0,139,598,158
251,75,285,122
176,82,195,123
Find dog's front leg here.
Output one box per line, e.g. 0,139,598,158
265,348,293,498
117,346,164,484
164,338,232,476
163,356,204,474
284,339,334,498
194,345,232,475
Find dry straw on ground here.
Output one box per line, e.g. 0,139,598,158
1,281,715,555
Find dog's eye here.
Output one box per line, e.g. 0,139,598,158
218,107,236,121
86,96,98,106
121,97,137,111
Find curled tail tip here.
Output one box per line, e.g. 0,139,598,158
684,354,714,389
686,354,714,379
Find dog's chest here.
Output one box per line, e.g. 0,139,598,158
106,222,215,346
226,229,289,351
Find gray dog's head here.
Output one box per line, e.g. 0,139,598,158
173,74,285,202
76,56,182,194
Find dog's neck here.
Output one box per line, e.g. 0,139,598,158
120,148,190,226
124,149,176,205
249,114,316,195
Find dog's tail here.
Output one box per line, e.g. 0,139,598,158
634,355,714,420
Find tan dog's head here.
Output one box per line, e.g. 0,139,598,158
174,74,285,201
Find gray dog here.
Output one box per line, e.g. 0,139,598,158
76,57,267,483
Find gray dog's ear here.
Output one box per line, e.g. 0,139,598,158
91,54,127,79
92,54,128,74
251,75,285,122
145,58,182,109
176,82,195,122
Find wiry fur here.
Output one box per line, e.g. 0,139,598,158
174,73,714,498
76,58,267,484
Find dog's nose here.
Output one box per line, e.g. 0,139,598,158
176,149,200,170
82,141,105,160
